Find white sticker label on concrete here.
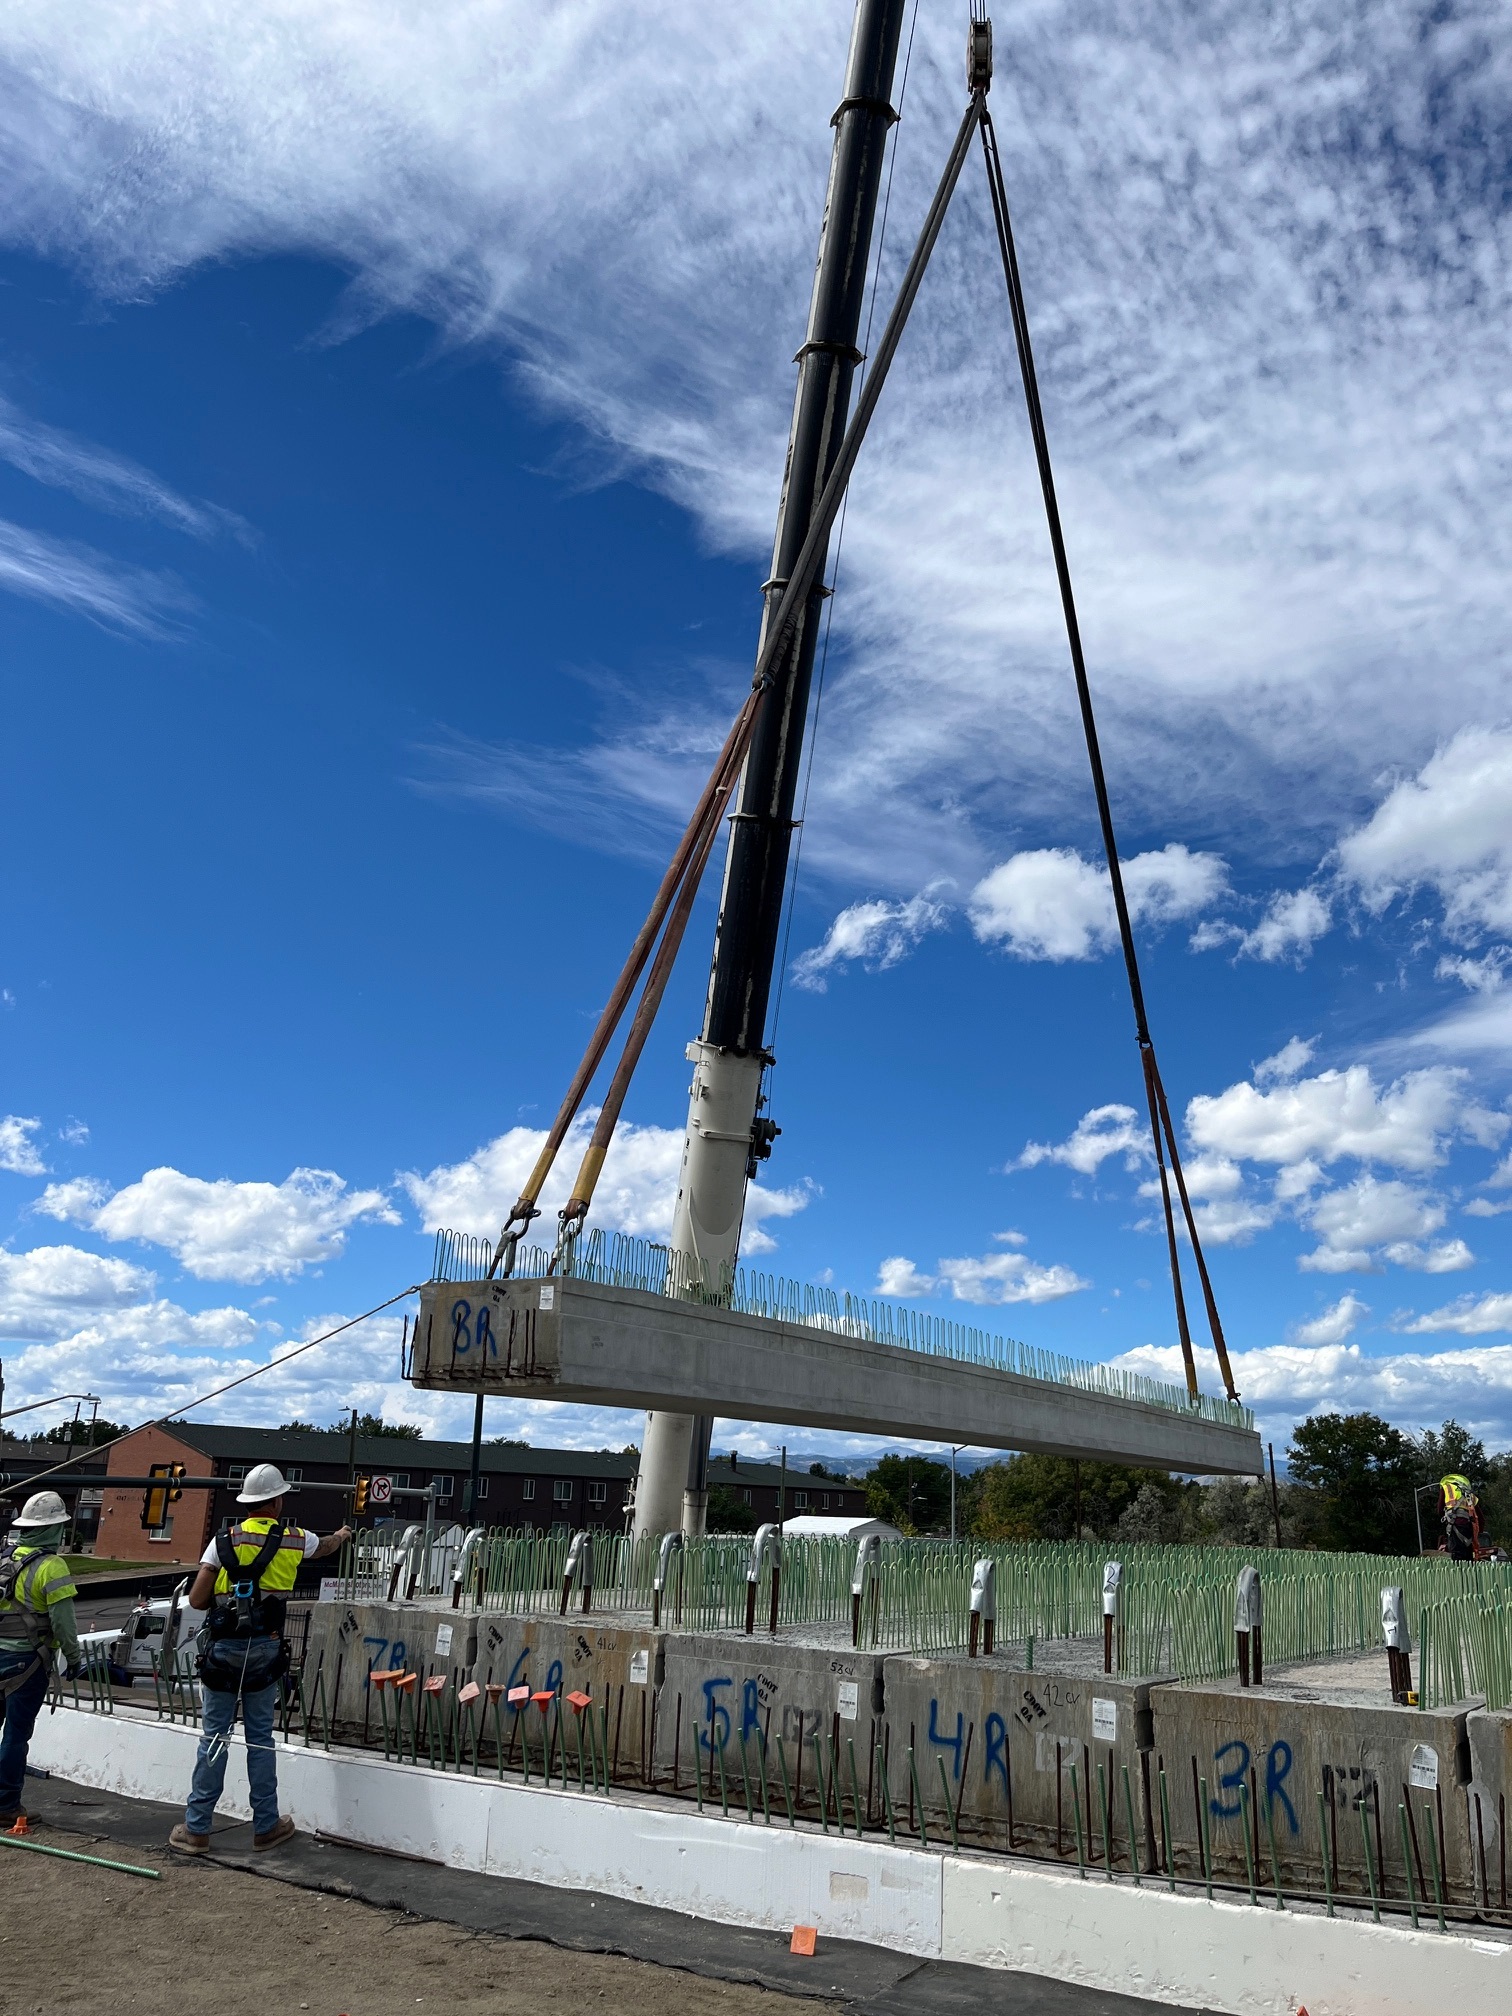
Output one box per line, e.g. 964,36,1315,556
836,1680,859,1721
318,1577,339,1603
629,1649,649,1686
539,1285,555,1311
1409,1743,1439,1790
1091,1698,1117,1744
435,1624,454,1657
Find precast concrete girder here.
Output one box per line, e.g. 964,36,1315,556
410,1276,1261,1476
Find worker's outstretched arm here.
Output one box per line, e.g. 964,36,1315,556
310,1525,353,1562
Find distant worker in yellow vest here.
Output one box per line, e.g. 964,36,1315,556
1,1492,86,1826
169,1464,350,1854
1438,1473,1482,1561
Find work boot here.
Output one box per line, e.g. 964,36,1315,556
253,1814,296,1850
169,1823,210,1854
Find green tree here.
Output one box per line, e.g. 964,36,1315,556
1286,1412,1417,1553
707,1485,759,1533
968,1454,1184,1543
42,1418,128,1447
1413,1419,1487,1483
344,1413,423,1439
865,1455,951,1535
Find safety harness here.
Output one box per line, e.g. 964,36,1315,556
197,1521,291,1693
0,1541,51,1697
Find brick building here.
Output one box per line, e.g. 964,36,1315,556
93,1422,867,1567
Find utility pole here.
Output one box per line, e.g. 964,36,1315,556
634,0,908,1539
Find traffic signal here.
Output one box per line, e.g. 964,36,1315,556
141,1464,171,1529
140,1462,186,1529
353,1475,370,1517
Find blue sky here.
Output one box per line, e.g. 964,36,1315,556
5,0,1512,1463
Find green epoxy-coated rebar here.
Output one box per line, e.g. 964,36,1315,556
1399,1804,1420,1928
877,1742,895,1844
1159,1769,1174,1891
716,1731,729,1818
1317,1791,1334,1917
937,1756,959,1852
776,1732,795,1826
1238,1783,1257,1904
1263,1791,1285,1910
2,1834,160,1879
1359,1793,1380,1922
813,1734,829,1833
1097,1762,1113,1880
737,1730,754,1822
1198,1776,1213,1901
1123,1765,1142,1888
691,1720,703,1812
1424,1801,1446,1932
908,1747,928,1848
1068,1762,1086,1878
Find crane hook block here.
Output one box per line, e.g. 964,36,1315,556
967,15,993,93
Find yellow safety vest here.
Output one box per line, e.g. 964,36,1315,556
0,1545,77,1649
212,1515,309,1596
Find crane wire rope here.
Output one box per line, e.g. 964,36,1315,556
768,0,923,1069
977,102,1237,1404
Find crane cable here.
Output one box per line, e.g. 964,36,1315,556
977,104,1238,1405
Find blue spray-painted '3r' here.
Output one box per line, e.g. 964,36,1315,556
1210,1739,1296,1833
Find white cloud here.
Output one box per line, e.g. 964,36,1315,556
1192,888,1330,962
0,1114,47,1176
1017,1103,1146,1176
1254,1037,1316,1086
37,1166,399,1282
1186,1063,1498,1174
1399,1292,1512,1338
1340,726,1512,939
875,1232,1088,1308
1112,1337,1512,1449
0,393,247,540
792,889,949,991
1298,1174,1472,1275
0,1242,157,1337
400,1112,809,1258
968,845,1226,962
3,3,1512,889
0,517,189,634
1291,1292,1369,1347
57,1118,89,1146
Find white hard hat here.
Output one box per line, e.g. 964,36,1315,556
16,1490,68,1528
236,1463,288,1505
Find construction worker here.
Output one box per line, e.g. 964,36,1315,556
1,1491,85,1826
169,1464,350,1854
1439,1473,1482,1561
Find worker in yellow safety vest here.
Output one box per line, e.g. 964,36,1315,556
1,1491,86,1826
1438,1473,1482,1561
168,1464,350,1855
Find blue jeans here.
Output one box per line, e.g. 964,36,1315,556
0,1649,49,1813
186,1646,282,1836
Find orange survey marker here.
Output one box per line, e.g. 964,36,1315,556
790,1926,817,1957
7,1815,30,1837
531,1689,555,1711
458,1681,481,1706
566,1690,593,1714
423,1675,447,1695
508,1685,531,1706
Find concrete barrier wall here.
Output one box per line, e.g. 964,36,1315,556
1150,1681,1480,1902
1466,1710,1509,1908
879,1655,1168,1865
29,1704,1512,2016
653,1631,882,1815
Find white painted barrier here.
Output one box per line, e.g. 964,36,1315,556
28,1706,1511,2015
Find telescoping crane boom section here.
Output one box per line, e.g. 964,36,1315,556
437,4,1253,1522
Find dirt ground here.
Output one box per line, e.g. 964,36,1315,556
0,1834,822,2016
